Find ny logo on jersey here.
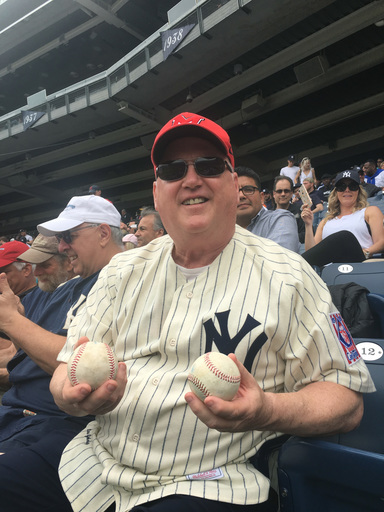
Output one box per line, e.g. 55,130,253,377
203,310,268,372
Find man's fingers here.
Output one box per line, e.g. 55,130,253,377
0,273,11,294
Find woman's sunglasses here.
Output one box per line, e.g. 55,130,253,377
156,157,232,182
335,181,360,192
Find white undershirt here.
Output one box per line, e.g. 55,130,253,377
176,264,209,281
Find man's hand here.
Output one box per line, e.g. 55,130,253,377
50,337,127,417
0,274,24,332
185,354,273,432
185,354,363,436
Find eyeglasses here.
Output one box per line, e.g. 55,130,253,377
239,185,259,196
274,188,292,194
55,224,99,244
156,157,232,182
335,181,360,192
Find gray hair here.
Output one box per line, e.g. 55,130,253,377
110,226,124,248
13,261,36,272
140,207,165,233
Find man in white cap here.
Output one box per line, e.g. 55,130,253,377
0,195,123,499
34,113,373,512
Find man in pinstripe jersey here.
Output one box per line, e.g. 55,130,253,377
44,113,374,512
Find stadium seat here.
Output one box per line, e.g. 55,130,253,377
366,294,384,338
320,261,384,294
277,338,384,512
368,191,384,215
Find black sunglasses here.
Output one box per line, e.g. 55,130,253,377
274,188,292,194
335,181,360,192
55,224,98,244
156,157,232,182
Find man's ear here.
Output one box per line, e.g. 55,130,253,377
23,263,33,277
153,181,157,210
98,224,112,247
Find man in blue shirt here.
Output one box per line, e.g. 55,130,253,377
236,166,300,253
363,158,384,188
0,195,123,509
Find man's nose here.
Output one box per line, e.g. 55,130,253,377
58,239,70,253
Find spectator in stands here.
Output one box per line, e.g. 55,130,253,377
377,158,383,169
0,195,122,466
135,206,165,247
121,208,131,225
127,221,138,233
363,159,384,188
301,169,384,267
0,236,9,246
295,156,317,185
122,233,138,251
18,228,33,243
0,241,36,299
42,112,373,512
357,167,381,197
316,173,333,203
89,184,102,196
273,176,305,244
236,166,300,252
296,178,323,217
0,235,75,392
18,235,74,293
280,155,299,182
262,188,274,210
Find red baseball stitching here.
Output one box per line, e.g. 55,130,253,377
69,343,86,386
204,353,240,384
69,343,117,387
188,374,210,398
106,344,117,379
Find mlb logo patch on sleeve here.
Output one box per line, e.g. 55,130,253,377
330,312,361,365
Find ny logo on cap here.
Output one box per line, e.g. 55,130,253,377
342,171,351,178
171,114,205,126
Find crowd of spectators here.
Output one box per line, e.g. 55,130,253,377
0,114,378,511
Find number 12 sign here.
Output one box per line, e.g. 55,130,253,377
161,24,195,61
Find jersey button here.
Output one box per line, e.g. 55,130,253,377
169,338,176,346
186,291,193,298
132,434,140,442
152,378,159,386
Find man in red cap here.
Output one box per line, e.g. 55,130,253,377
47,113,373,512
0,241,37,393
0,241,36,298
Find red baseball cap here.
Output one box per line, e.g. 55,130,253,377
0,241,30,268
151,112,235,170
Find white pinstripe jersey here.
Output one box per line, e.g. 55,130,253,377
57,225,374,512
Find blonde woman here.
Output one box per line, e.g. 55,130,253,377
301,169,384,266
295,157,316,185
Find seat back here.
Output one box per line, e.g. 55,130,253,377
277,338,384,511
366,293,384,337
334,338,384,453
320,261,384,294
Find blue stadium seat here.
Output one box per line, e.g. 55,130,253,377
320,261,384,294
277,338,384,512
366,294,384,338
368,190,384,215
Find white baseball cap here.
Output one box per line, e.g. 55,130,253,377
38,195,121,236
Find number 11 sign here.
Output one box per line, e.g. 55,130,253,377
161,24,195,60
